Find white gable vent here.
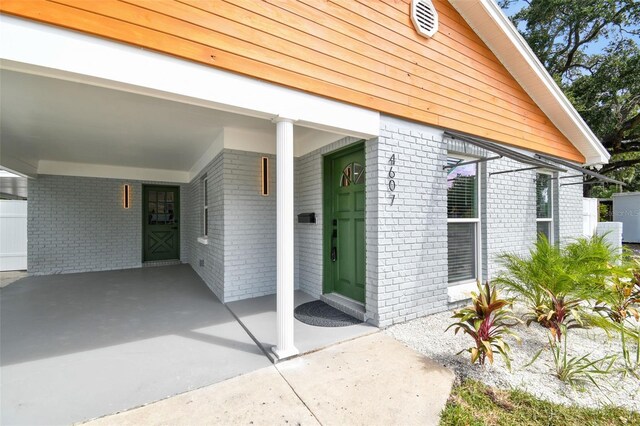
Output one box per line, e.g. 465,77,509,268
411,0,439,38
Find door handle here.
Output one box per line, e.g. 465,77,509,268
331,229,337,262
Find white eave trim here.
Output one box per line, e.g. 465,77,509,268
38,160,191,183
449,0,610,166
0,15,379,141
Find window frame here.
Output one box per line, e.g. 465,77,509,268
203,177,209,238
535,171,554,244
446,154,482,286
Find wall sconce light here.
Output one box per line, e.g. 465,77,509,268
124,184,131,209
261,157,269,196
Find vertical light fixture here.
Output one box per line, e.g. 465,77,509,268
124,184,131,209
261,157,269,196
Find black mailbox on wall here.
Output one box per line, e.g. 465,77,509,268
297,213,316,224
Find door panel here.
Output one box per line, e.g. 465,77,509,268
336,193,352,212
355,217,366,291
143,185,180,262
336,218,353,294
355,190,365,212
324,145,366,303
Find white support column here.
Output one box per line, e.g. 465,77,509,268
272,117,299,360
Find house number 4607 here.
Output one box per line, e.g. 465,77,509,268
388,154,396,205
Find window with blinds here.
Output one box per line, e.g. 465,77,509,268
536,173,553,242
447,159,477,218
447,156,480,284
448,222,477,282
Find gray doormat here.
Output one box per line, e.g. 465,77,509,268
294,300,362,327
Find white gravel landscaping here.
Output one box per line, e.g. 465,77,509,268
385,304,640,411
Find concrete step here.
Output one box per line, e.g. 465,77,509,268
142,260,182,268
320,293,366,322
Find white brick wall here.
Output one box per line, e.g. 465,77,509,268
186,149,277,302
447,140,583,282
558,171,584,244
368,118,584,325
482,157,538,280
369,116,449,327
28,175,187,275
222,150,277,301
187,152,224,300
27,126,586,321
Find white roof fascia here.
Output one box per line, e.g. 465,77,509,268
449,0,610,165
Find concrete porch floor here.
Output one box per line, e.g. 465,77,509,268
0,265,377,425
228,291,377,362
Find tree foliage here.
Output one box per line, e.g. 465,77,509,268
501,0,640,195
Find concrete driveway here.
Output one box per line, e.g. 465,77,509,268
86,333,455,426
0,265,271,425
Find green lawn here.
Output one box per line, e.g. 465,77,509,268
440,379,639,426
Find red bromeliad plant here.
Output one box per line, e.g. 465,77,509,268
447,281,521,370
537,289,583,342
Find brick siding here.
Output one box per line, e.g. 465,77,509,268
28,175,186,275
222,150,277,301
369,116,449,327
186,152,225,300
27,124,586,322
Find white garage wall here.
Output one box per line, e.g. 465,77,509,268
0,200,27,271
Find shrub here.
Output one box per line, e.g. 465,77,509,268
446,281,521,369
593,259,640,323
494,236,588,341
493,237,555,323
495,235,620,341
563,235,614,281
590,258,640,376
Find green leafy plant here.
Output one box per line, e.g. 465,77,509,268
446,281,521,369
549,325,616,389
493,237,554,324
495,235,616,341
620,324,640,378
593,260,640,323
590,258,640,377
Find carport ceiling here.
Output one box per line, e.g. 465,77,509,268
0,70,323,175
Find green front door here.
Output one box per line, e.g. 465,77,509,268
323,144,366,303
143,185,180,262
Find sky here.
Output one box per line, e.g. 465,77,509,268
499,0,640,56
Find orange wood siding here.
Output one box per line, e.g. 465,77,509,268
0,0,584,162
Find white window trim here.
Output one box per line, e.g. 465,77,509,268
447,154,482,287
536,171,554,244
199,177,209,245
448,281,478,303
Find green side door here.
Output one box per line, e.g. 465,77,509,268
324,144,366,303
143,185,180,262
